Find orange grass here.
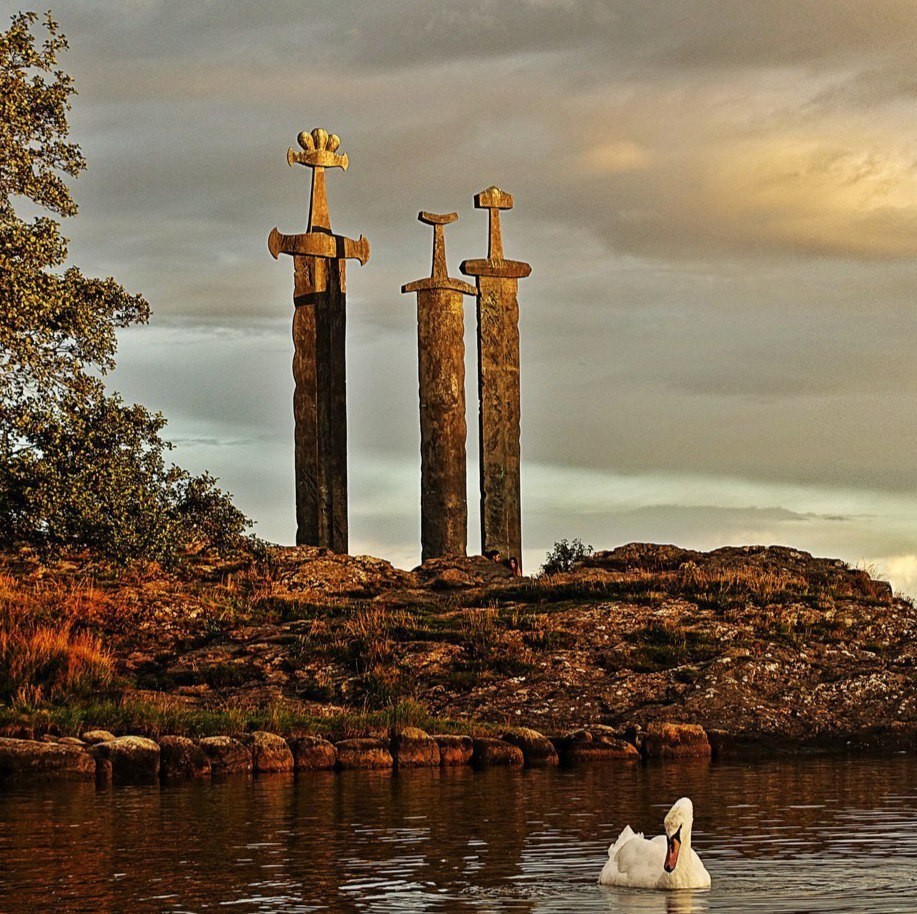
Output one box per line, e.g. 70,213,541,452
0,574,115,704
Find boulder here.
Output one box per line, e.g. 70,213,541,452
501,727,558,766
58,736,86,748
392,727,440,768
472,738,524,767
643,722,711,759
434,734,474,766
288,736,337,771
334,738,393,770
158,735,211,780
199,736,252,775
554,729,640,764
243,731,294,773
91,736,161,783
0,737,95,783
705,728,736,759
81,729,116,745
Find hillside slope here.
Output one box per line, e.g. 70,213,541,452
1,543,914,750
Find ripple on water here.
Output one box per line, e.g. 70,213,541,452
0,757,915,912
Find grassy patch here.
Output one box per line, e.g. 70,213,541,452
624,619,721,671
0,698,496,742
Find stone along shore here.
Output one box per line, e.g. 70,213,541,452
0,722,716,786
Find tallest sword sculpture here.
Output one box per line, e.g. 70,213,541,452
269,129,370,552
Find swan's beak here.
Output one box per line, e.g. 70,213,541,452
664,834,681,873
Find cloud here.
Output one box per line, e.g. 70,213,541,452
16,2,914,584
875,553,917,597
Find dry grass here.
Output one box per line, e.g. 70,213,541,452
0,572,116,704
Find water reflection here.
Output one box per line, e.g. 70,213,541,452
599,888,709,914
0,756,915,912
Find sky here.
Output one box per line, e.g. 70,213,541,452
10,1,917,589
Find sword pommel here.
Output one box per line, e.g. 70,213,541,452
287,128,349,170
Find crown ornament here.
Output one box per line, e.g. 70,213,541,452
287,127,348,170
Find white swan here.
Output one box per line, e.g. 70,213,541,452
599,797,711,890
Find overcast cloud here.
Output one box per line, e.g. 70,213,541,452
10,1,916,590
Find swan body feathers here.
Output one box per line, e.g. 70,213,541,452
599,797,711,890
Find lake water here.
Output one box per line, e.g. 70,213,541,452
1,755,915,912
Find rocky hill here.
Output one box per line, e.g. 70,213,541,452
1,543,915,753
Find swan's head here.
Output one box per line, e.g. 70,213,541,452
663,797,694,873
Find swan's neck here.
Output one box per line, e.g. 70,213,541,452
672,822,693,870
680,826,692,858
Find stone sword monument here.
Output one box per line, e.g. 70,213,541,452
268,129,370,552
461,187,531,569
402,212,476,561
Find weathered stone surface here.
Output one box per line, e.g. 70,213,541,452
434,734,474,766
644,722,711,759
402,212,475,561
0,737,95,783
335,738,393,770
81,729,116,745
243,731,294,773
414,555,514,588
460,187,531,569
288,736,337,770
705,728,736,759
472,737,524,767
270,129,370,552
158,735,211,780
391,727,440,768
554,729,640,764
199,736,252,775
58,736,86,747
501,727,558,766
92,736,161,783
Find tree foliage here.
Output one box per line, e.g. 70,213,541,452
0,12,250,562
540,538,594,576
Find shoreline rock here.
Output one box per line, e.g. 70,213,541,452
243,731,294,773
91,736,160,784
0,738,96,783
434,734,474,766
158,735,211,780
392,727,440,768
335,738,393,770
472,738,524,767
288,736,337,770
199,736,252,776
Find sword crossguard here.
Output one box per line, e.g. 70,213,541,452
402,211,475,296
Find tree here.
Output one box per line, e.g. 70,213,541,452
0,12,250,562
540,538,594,575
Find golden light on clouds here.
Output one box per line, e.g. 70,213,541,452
711,133,917,258
581,140,651,174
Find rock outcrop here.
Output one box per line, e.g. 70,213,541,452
335,738,393,770
643,722,711,759
243,731,294,773
288,736,337,770
554,729,640,764
391,728,440,767
158,735,211,779
91,736,160,783
0,738,95,783
199,736,252,775
472,738,524,767
434,735,474,766
501,727,558,766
